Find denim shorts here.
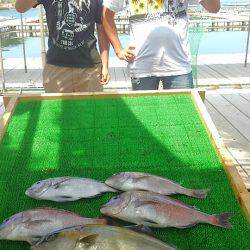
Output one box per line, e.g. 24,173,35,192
131,72,194,91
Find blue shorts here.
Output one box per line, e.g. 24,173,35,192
131,72,194,90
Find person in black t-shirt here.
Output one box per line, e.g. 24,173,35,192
15,0,110,93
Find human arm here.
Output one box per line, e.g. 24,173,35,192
97,24,110,84
199,0,220,13
15,0,38,13
102,6,135,63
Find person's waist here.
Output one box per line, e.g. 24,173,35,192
129,10,187,23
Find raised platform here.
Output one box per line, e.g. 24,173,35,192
1,89,249,191
0,90,249,250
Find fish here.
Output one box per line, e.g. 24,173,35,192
31,224,176,250
105,172,209,199
0,208,106,245
25,177,117,202
100,190,234,229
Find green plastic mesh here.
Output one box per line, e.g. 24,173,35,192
189,21,211,87
0,94,249,250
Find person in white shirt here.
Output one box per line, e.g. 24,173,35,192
102,0,220,90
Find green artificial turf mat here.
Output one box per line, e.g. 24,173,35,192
0,94,249,249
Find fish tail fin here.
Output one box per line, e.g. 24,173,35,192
106,186,118,193
209,212,234,229
187,189,209,199
109,187,118,193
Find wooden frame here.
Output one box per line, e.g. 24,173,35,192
1,89,249,221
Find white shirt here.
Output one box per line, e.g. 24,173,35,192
103,0,194,77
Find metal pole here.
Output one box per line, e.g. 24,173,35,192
244,17,250,67
0,37,6,92
39,5,46,67
20,13,28,73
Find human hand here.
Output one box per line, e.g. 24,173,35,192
100,66,110,85
116,46,135,63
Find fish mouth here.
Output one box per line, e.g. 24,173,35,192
100,204,113,215
100,203,108,210
25,189,32,197
104,178,113,187
25,188,45,198
25,189,38,198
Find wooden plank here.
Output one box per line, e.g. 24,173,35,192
222,93,250,119
197,66,233,86
191,91,249,221
198,89,206,102
205,100,250,189
0,97,18,144
240,93,250,102
3,95,11,108
206,94,250,142
211,64,250,84
239,193,250,222
208,89,250,95
109,67,116,84
14,89,192,102
114,67,127,82
122,67,130,84
0,97,4,120
203,65,227,79
231,64,250,77
192,91,248,193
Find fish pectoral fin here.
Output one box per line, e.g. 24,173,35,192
125,225,154,236
31,233,58,246
77,233,99,246
176,223,198,229
29,235,43,246
58,195,74,199
24,219,51,228
52,178,71,189
141,218,159,225
132,176,150,183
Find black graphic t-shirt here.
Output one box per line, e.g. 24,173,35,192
37,0,102,68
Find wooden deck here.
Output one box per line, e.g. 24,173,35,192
0,89,249,190
1,54,250,90
205,89,250,190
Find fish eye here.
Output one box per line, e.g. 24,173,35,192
113,196,118,200
3,218,10,223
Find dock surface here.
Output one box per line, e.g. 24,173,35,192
1,54,250,90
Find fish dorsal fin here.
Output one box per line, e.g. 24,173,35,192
134,198,196,211
76,233,99,247
165,197,197,210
